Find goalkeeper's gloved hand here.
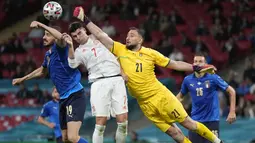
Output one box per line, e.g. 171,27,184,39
193,64,216,74
200,64,217,74
73,6,85,22
193,65,203,73
73,6,91,25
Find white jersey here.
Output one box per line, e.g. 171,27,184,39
70,38,121,82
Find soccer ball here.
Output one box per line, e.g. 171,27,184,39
43,1,63,21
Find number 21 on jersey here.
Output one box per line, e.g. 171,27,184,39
136,63,142,72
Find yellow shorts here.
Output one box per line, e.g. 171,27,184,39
138,88,188,132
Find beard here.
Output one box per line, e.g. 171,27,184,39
43,41,54,47
126,44,137,50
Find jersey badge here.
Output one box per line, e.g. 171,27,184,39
205,80,210,88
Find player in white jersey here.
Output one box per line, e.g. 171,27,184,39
62,22,128,143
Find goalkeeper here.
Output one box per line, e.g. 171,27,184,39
73,6,226,143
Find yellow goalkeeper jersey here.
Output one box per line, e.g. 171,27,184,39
111,41,171,100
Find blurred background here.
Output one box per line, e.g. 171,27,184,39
0,0,255,142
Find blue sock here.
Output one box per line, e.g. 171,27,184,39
77,137,88,143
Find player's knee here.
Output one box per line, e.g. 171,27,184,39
96,117,107,125
116,112,128,123
94,124,106,136
180,117,197,131
166,127,184,141
61,131,68,142
117,121,128,135
62,136,68,142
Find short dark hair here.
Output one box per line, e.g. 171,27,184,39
194,52,205,57
129,27,144,39
68,22,83,33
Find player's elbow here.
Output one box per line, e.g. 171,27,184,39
68,58,79,69
68,63,78,69
227,86,236,96
37,67,46,78
37,116,43,123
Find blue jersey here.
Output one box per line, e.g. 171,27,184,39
40,100,61,138
42,43,83,99
181,73,229,122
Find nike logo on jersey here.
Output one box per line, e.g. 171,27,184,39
190,84,194,87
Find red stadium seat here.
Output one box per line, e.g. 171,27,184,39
244,28,252,36
27,115,35,121
171,35,182,47
236,40,252,56
1,54,10,65
2,70,10,78
176,24,188,33
15,54,27,64
150,31,164,43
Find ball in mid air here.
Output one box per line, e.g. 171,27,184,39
43,1,63,21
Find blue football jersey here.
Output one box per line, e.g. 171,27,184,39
40,100,61,138
42,43,83,99
181,73,229,122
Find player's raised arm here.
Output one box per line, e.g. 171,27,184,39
151,49,205,73
166,60,194,72
62,33,82,69
12,66,47,86
30,21,66,47
73,6,114,50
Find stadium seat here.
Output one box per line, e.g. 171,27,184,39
150,31,164,43
236,40,252,56
1,54,10,65
15,54,27,64
2,70,10,78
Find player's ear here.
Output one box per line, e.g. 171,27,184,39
139,37,143,44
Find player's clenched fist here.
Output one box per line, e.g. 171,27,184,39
193,64,217,74
48,123,56,129
73,6,85,21
226,111,236,124
200,64,217,74
30,21,42,28
62,33,73,46
12,78,24,85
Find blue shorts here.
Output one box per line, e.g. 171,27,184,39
59,89,86,130
189,121,219,143
56,136,63,143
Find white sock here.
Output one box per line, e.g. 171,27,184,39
115,121,128,143
92,124,105,143
249,108,254,118
213,138,221,143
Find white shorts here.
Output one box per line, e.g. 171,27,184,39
90,76,128,117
